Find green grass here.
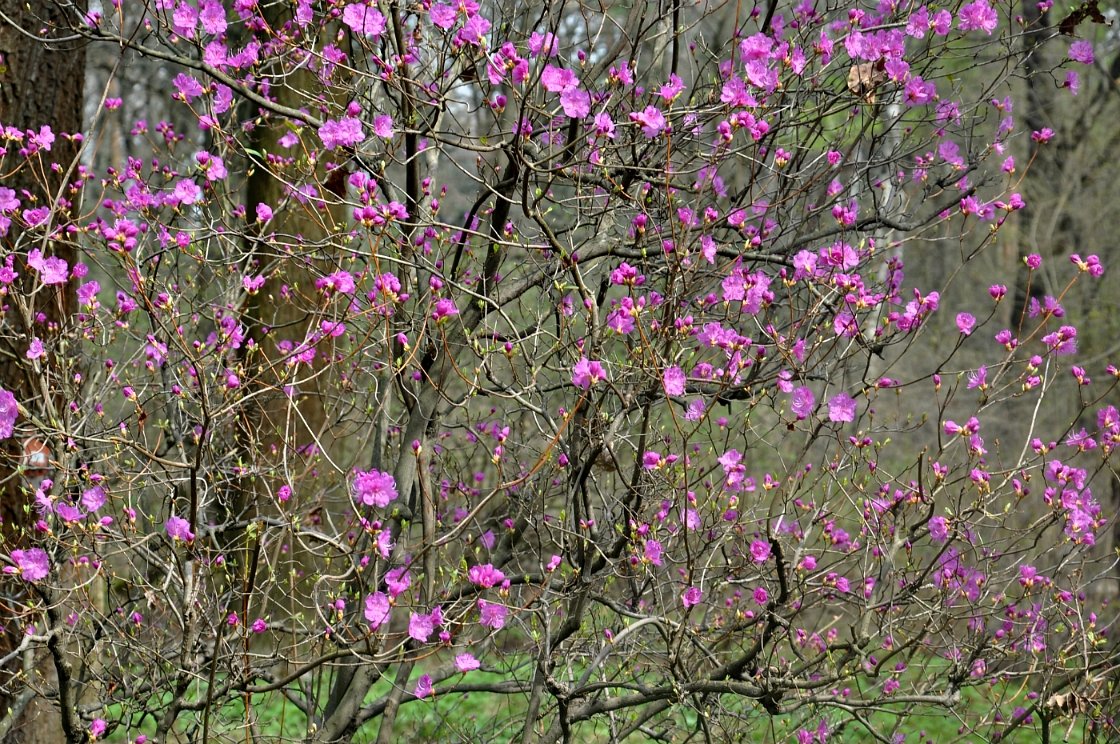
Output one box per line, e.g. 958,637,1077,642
99,654,1101,743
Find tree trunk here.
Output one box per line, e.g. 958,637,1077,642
0,2,86,742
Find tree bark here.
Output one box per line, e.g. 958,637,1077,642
0,2,86,742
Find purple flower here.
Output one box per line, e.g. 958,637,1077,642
6,547,49,581
956,312,976,335
663,366,686,396
681,586,702,608
749,539,771,563
409,611,436,642
342,4,386,36
414,674,433,699
386,566,411,598
1069,40,1094,65
251,618,268,633
199,0,227,35
89,719,107,739
957,0,998,33
173,72,204,100
81,486,106,513
373,114,394,138
0,385,18,439
467,563,506,588
455,652,480,672
318,117,365,150
431,298,459,322
431,3,458,28
352,469,398,507
165,515,195,543
365,591,391,629
929,516,950,543
455,14,491,46
77,281,100,307
26,338,44,360
571,357,607,389
27,249,68,285
629,106,667,138
643,539,663,566
560,88,591,119
0,187,18,213
478,599,507,629
171,179,201,205
55,502,84,523
790,386,815,420
827,392,857,423
753,586,769,605
593,112,616,139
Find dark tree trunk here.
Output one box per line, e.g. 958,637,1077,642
0,3,85,742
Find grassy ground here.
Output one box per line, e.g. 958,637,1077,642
100,657,1100,743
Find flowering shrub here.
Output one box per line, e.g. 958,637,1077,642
0,1,1115,742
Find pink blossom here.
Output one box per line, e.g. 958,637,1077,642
958,0,998,34
1069,40,1094,65
455,652,480,672
78,281,100,307
172,2,198,37
173,179,202,205
749,539,771,563
172,73,205,100
681,586,702,607
629,106,667,138
165,515,195,543
571,357,607,389
414,674,433,699
0,187,19,213
431,298,459,322
560,88,591,119
790,386,815,420
593,112,616,139
26,338,43,360
1031,128,1054,143
343,4,386,37
956,312,976,335
409,611,435,642
373,114,394,138
0,387,18,439
81,486,106,513
468,563,505,588
478,599,507,629
365,591,391,629
385,566,411,598
663,366,686,396
27,249,68,285
319,117,365,149
455,14,491,46
199,0,227,35
6,547,49,581
352,469,398,507
429,4,456,29
658,73,685,102
827,393,857,423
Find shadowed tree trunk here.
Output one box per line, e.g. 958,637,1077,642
0,3,85,742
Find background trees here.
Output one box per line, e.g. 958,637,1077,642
0,0,1117,742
